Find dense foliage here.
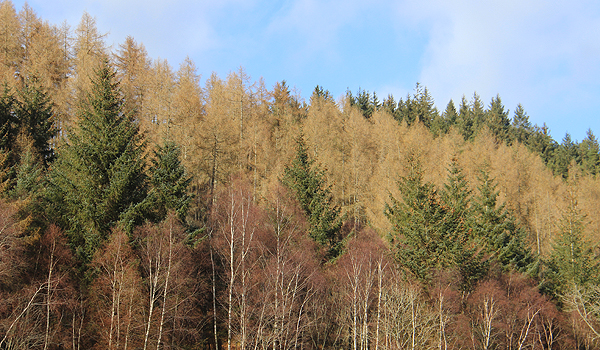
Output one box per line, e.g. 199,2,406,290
0,1,599,349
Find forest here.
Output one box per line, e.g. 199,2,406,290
0,1,599,349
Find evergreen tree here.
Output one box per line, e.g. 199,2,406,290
15,75,56,166
352,88,375,119
553,133,578,179
578,129,600,176
0,83,16,150
431,99,457,136
471,169,533,272
381,93,398,118
385,154,454,282
311,85,333,103
0,84,17,192
439,158,488,291
527,123,557,166
456,95,473,140
485,95,510,142
470,92,486,133
283,132,342,259
544,192,598,300
9,133,46,238
413,83,438,128
145,140,192,223
510,104,533,144
48,60,147,265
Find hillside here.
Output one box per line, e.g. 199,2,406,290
0,1,599,349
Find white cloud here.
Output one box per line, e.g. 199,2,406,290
265,0,370,65
395,0,600,138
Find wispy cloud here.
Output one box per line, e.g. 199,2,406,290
395,0,600,138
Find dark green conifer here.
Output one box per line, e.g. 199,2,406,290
470,92,486,133
485,95,510,142
283,132,342,259
0,84,16,151
578,129,600,176
510,104,533,144
413,83,438,128
440,158,488,291
385,154,453,282
471,169,533,272
553,133,578,179
48,59,147,264
544,192,598,300
15,76,56,166
456,95,473,140
527,123,557,166
145,140,192,223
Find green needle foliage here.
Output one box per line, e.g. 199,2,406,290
0,84,17,151
48,59,147,265
386,154,456,283
15,76,56,166
543,192,598,300
283,132,343,259
471,169,533,273
145,140,192,223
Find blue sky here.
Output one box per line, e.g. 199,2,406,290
12,0,600,142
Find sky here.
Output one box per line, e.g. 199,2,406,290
11,0,600,142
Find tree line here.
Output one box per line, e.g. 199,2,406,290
0,0,599,349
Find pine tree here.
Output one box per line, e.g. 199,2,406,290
510,104,533,144
470,92,486,133
471,169,533,272
0,83,16,150
9,132,46,238
431,99,457,136
440,158,488,291
553,133,578,179
385,154,454,282
48,59,146,265
578,129,600,176
413,83,438,128
145,140,192,223
15,75,56,166
485,95,510,142
381,94,398,118
527,123,557,166
456,95,473,140
283,132,342,259
544,192,598,300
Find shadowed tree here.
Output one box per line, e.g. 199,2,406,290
15,75,56,166
145,140,192,224
283,132,343,260
48,59,146,266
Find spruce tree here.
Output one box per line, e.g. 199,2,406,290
485,95,510,142
283,132,342,259
544,192,598,300
527,123,557,166
510,104,533,144
145,140,192,223
385,154,454,282
456,95,473,140
48,59,147,264
439,158,488,291
0,84,16,151
0,84,16,191
9,133,46,238
15,75,56,166
413,83,438,128
578,129,600,176
553,133,578,179
471,169,533,272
